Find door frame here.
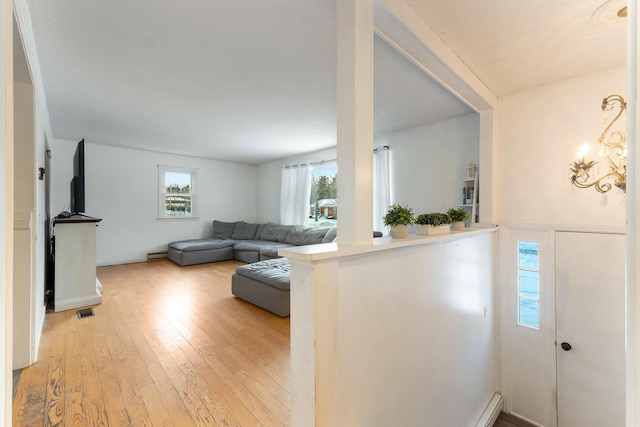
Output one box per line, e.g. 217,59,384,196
500,226,557,427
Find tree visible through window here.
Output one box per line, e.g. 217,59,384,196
158,166,197,219
309,165,337,227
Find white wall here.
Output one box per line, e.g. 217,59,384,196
2,2,56,421
33,82,47,355
255,113,479,224
497,66,626,227
12,81,34,369
0,0,12,420
50,140,256,265
376,113,480,215
289,231,500,426
14,77,48,369
13,56,48,372
496,66,627,425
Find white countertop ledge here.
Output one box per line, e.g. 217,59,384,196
279,226,498,263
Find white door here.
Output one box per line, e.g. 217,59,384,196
555,232,625,427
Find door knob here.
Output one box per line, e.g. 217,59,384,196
561,342,572,351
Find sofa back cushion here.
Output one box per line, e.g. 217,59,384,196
285,226,330,246
212,220,236,240
259,223,293,243
322,226,337,243
231,221,260,240
255,223,266,240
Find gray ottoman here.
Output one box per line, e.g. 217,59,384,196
168,239,235,266
231,258,290,317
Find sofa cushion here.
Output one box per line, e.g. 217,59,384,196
212,220,236,240
285,226,330,246
255,223,266,240
322,226,337,243
259,244,295,260
259,223,293,243
168,239,234,252
233,240,289,252
231,221,259,240
235,258,291,291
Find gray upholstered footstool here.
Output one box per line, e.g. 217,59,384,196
231,258,290,317
168,239,235,266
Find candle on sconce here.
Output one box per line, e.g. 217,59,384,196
577,142,590,163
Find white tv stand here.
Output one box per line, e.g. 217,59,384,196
53,215,102,312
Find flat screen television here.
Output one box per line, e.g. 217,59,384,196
70,139,85,214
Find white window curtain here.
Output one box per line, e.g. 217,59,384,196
280,164,312,225
373,146,390,235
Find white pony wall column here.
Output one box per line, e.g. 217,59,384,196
289,1,374,426
0,0,13,423
336,0,374,247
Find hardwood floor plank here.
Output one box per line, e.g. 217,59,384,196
86,305,132,426
13,259,292,426
111,353,154,427
63,321,89,427
171,306,291,416
43,352,65,426
76,323,109,426
95,367,130,427
145,362,197,427
16,330,52,426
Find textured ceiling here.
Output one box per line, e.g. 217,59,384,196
408,0,627,97
24,0,627,164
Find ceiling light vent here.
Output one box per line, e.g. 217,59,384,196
592,0,627,24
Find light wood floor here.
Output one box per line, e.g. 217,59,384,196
12,259,291,426
12,259,537,427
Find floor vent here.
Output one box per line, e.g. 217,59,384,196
147,251,168,260
76,308,95,319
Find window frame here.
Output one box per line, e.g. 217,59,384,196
157,165,198,220
308,161,338,228
517,240,540,330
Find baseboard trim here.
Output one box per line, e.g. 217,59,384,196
34,307,46,363
476,393,503,427
147,251,168,260
97,257,147,267
501,412,544,427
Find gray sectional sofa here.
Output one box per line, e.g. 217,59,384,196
167,220,337,317
168,220,336,266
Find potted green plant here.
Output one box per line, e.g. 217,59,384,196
415,212,451,236
383,204,415,238
447,207,471,231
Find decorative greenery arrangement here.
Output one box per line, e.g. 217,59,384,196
415,212,451,226
383,204,415,226
446,208,470,222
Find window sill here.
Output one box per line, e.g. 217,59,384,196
156,216,200,221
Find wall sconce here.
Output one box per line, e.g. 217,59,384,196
569,94,627,202
38,167,45,180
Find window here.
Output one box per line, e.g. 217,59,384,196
309,164,337,227
158,166,197,219
517,241,540,329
